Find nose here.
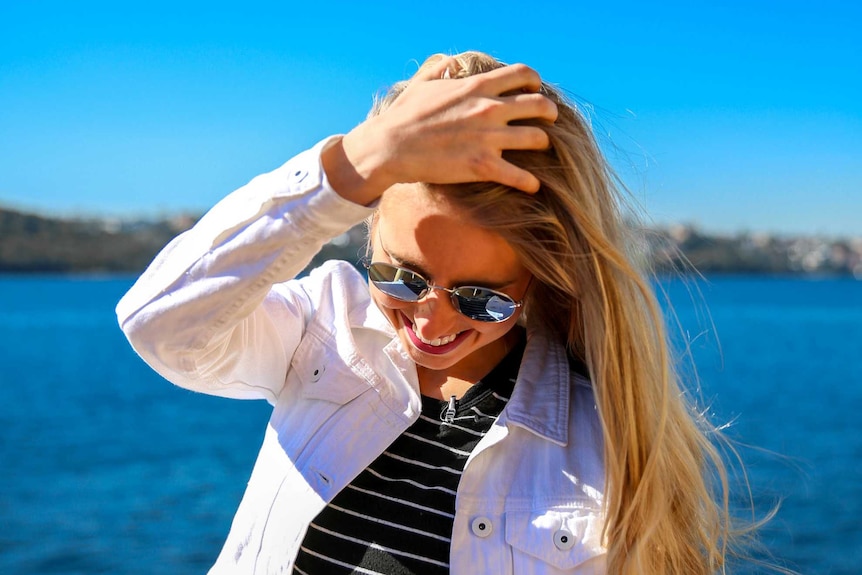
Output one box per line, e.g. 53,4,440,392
410,289,462,340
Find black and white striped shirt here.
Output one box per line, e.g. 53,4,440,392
292,341,524,575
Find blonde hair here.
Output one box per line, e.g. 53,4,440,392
371,51,767,574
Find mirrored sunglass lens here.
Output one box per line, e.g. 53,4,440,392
368,264,427,301
453,288,517,322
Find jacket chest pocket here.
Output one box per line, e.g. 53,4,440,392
506,509,606,574
292,328,370,405
270,331,375,460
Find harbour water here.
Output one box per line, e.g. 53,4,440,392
1,274,859,574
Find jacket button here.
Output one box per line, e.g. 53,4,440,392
310,365,325,382
471,516,493,538
291,169,309,183
553,528,576,550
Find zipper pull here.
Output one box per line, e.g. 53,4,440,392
442,395,458,423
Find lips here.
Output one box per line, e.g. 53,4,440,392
400,313,468,355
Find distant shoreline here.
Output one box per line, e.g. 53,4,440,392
2,205,860,278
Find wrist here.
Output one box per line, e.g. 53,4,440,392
321,122,395,207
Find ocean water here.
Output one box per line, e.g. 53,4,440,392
0,274,860,574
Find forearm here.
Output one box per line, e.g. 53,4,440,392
116,138,374,398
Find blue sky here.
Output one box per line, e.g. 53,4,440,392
1,1,859,235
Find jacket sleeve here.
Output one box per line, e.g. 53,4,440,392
116,137,375,404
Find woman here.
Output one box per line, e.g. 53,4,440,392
118,52,741,574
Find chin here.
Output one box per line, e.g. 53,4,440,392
409,348,466,372
378,300,513,375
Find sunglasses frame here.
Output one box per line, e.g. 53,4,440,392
361,259,524,323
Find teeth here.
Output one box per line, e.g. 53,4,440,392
416,330,458,347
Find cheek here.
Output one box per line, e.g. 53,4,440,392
472,309,524,342
370,289,412,317
477,324,512,342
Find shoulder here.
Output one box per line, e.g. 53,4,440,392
271,260,392,335
295,259,367,297
271,259,362,300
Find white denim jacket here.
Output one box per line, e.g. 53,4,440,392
117,138,607,575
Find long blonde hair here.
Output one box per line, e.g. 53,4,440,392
371,51,763,574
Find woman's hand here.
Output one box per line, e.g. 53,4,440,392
322,57,558,206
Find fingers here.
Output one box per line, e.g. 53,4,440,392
414,58,557,124
417,57,546,100
381,56,554,193
466,67,558,126
475,123,551,192
473,63,544,95
491,158,542,194
499,125,551,151
413,55,458,82
501,92,559,124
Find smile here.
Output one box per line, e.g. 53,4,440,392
400,313,468,355
417,332,458,346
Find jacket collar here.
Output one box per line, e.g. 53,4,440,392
359,291,575,446
503,326,574,446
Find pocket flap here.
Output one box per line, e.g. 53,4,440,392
506,509,605,570
292,332,369,405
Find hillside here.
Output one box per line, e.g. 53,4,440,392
0,208,196,273
0,206,859,277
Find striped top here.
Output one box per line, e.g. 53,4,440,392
292,340,524,575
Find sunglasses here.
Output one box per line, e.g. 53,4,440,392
363,260,524,322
